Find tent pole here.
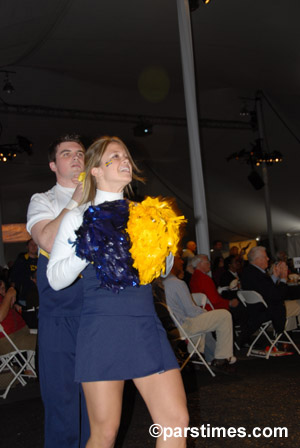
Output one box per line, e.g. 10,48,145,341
255,93,275,258
176,0,210,255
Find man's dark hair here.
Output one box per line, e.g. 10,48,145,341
224,255,236,270
48,134,85,162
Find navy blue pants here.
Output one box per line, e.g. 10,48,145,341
38,316,89,448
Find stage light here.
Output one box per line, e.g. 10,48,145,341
133,121,153,137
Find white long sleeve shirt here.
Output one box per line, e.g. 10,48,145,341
47,190,124,291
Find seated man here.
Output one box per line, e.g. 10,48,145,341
162,256,235,370
0,280,36,356
241,246,300,334
219,255,241,293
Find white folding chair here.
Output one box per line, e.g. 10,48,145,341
158,302,215,377
237,290,300,359
0,324,37,399
192,292,214,310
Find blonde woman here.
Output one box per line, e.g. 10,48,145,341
47,136,188,448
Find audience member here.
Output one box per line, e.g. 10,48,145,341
162,256,235,371
229,245,246,274
219,255,241,293
0,280,36,356
211,256,225,287
189,254,238,311
182,241,197,264
241,246,300,334
211,240,223,263
189,254,251,343
10,238,38,307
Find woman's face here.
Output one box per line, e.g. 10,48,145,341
91,142,132,192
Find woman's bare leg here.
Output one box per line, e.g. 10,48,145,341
133,369,188,447
82,380,124,448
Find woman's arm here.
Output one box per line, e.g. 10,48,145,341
47,209,88,290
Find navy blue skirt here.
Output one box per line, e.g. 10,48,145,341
75,265,178,382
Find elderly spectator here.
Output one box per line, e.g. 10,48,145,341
241,246,300,333
163,255,235,371
189,254,238,311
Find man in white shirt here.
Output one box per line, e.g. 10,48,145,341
162,256,235,371
27,134,89,448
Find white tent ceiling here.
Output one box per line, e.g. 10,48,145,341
1,0,300,260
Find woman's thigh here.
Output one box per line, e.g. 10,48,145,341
82,380,125,427
133,369,188,426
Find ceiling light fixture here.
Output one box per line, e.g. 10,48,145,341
133,120,153,137
0,135,32,162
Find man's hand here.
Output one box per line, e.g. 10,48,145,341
71,181,84,204
273,261,288,280
229,298,239,308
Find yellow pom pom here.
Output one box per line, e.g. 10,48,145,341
78,172,86,189
126,197,186,284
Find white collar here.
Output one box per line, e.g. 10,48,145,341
94,189,124,205
56,182,75,193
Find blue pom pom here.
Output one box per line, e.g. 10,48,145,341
74,200,139,293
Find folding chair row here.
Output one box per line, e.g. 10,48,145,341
0,324,37,399
237,290,300,359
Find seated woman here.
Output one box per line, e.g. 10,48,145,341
0,280,36,356
47,136,189,448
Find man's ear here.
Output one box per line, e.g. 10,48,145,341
49,161,57,173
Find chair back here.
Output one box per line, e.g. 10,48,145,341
237,290,268,308
191,293,207,308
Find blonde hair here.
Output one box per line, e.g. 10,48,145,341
80,136,144,205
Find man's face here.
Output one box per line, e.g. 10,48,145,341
254,250,269,270
27,239,38,257
229,258,238,272
214,241,222,250
197,256,211,274
49,141,85,186
187,241,196,253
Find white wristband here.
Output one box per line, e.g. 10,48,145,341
65,199,78,211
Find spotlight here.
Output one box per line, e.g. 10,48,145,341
133,121,153,137
202,0,211,3
3,73,15,94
